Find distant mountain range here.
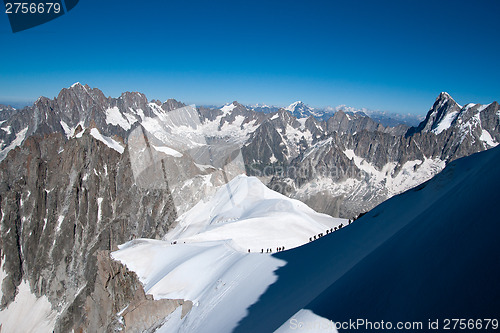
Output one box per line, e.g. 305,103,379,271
246,101,424,127
2,97,423,129
0,84,498,217
0,83,498,332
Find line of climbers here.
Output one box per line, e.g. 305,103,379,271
171,220,355,249
247,247,286,253
247,219,356,252
308,219,353,242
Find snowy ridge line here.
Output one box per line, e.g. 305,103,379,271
163,175,347,252
112,146,500,332
111,175,348,331
238,145,500,333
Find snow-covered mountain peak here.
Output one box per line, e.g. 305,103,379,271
435,91,461,109
110,174,347,331
285,101,303,111
284,101,316,119
409,92,462,134
165,174,345,251
118,90,146,99
57,82,104,106
220,102,237,113
406,93,500,151
437,91,452,100
285,101,309,112
67,81,91,94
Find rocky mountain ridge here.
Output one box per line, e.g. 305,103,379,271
0,129,178,331
1,85,498,218
0,84,498,331
247,100,423,126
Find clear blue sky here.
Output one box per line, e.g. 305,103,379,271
1,0,499,115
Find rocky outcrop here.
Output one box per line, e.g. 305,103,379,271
408,92,462,134
326,110,385,134
81,250,191,333
257,94,499,218
0,84,190,162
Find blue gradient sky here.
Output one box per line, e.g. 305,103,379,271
1,0,499,114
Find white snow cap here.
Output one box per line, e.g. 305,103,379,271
220,102,237,113
285,101,306,111
166,174,346,251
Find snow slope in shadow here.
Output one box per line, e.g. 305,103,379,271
236,145,500,332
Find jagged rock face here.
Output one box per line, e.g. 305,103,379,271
326,110,384,134
217,102,266,131
243,109,316,167
0,132,176,332
342,131,426,169
325,110,409,136
0,105,17,121
285,101,314,118
82,250,191,333
412,92,462,134
243,120,289,167
242,108,412,170
197,105,219,122
408,93,500,145
0,84,190,161
258,96,499,218
277,131,431,217
161,98,187,112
